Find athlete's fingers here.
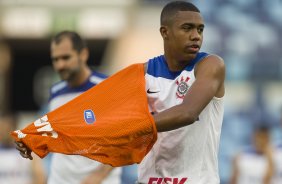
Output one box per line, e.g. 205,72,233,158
19,150,33,160
15,141,26,152
26,149,33,160
15,141,33,160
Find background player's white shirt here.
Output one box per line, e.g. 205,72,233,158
138,53,224,184
0,147,33,184
236,149,271,184
273,144,282,184
47,73,121,184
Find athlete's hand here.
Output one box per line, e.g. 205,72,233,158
15,141,33,160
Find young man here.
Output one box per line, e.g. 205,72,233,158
16,1,225,184
137,1,225,183
20,31,121,184
230,125,274,184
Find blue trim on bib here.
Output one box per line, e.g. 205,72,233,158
147,52,208,79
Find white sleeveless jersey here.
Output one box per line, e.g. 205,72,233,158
236,148,271,184
47,72,122,184
0,147,33,184
138,53,224,184
273,144,282,184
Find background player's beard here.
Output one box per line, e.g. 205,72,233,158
58,67,80,82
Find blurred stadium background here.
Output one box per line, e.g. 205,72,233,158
0,0,282,183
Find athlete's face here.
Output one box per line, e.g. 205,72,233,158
161,11,204,61
51,38,83,82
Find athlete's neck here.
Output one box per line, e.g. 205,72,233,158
68,67,91,87
164,55,193,72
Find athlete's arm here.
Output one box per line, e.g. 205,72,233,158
230,155,239,184
153,55,225,132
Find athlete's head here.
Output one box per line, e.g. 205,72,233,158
160,1,204,63
50,31,89,84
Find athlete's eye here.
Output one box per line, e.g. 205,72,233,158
198,27,204,33
61,55,71,60
182,25,192,31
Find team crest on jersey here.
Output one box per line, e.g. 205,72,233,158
84,109,96,124
176,76,190,99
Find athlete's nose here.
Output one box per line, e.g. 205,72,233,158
190,28,201,41
54,59,67,71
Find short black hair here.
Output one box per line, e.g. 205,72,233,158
51,31,87,52
161,1,200,26
254,123,270,133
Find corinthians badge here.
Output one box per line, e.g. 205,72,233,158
176,76,190,99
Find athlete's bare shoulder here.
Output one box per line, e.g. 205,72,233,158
194,54,225,98
205,54,225,66
195,54,225,77
198,54,224,66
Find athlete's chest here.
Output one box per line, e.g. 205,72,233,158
145,70,195,112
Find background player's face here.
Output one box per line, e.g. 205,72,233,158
51,38,84,82
163,11,204,62
253,130,270,153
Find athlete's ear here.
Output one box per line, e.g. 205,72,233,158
80,48,89,63
160,26,168,40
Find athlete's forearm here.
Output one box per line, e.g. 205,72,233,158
153,103,198,132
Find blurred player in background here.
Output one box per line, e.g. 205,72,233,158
0,113,46,184
230,124,274,184
39,31,121,184
272,108,282,183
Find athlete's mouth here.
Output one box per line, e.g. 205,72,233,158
186,44,200,53
190,44,200,49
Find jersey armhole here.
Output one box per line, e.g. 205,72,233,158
144,62,148,75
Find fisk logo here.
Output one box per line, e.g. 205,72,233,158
84,109,96,124
148,177,188,184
